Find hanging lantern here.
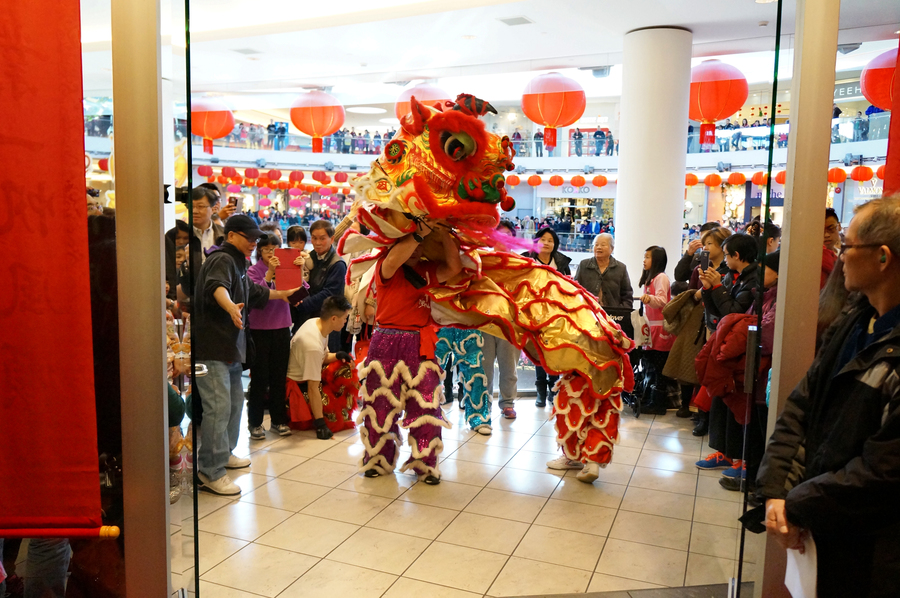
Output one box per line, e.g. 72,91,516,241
232,176,243,185
244,167,259,179
206,176,216,183
688,60,749,149
319,187,333,195
876,165,886,180
571,175,586,187
705,174,722,187
685,173,699,187
860,48,898,111
196,164,212,177
751,172,768,187
395,83,452,120
850,166,874,182
289,91,345,153
592,175,608,188
289,171,304,185
322,176,332,185
267,169,282,181
244,179,255,188
775,171,787,185
226,184,241,193
259,187,272,196
549,175,564,186
190,97,234,154
288,188,301,197
98,158,109,172
289,198,302,208
527,175,542,186
521,73,586,151
312,171,326,182
506,175,521,186
334,172,348,183
827,168,847,184
259,197,272,207
342,187,351,195
221,166,237,178
216,175,227,184
727,172,747,186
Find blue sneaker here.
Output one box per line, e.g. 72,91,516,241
720,460,746,479
695,452,733,470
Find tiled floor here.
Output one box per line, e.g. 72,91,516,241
177,399,760,598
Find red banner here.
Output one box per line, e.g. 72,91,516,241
0,0,101,530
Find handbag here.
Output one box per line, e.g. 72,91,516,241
631,303,651,346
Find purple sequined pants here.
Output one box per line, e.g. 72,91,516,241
357,328,450,478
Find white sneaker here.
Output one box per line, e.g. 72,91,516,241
226,454,251,469
474,424,492,436
576,462,600,483
197,471,241,496
546,456,584,470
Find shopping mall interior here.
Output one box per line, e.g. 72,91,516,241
4,0,899,597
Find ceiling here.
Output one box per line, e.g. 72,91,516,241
80,0,900,110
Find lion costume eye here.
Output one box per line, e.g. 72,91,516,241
440,131,476,161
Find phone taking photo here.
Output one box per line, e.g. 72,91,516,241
229,196,243,213
700,250,710,271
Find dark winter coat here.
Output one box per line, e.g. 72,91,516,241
662,290,706,385
573,256,633,309
701,263,758,331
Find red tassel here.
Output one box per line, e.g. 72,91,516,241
544,127,557,150
312,137,323,153
700,123,716,147
203,138,213,154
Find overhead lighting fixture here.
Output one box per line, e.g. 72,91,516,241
755,0,776,3
837,43,862,55
347,107,387,114
498,16,534,26
379,118,401,125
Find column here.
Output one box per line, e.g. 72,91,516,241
757,0,841,596
110,0,171,594
614,27,693,287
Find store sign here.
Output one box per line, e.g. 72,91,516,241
834,81,862,101
752,189,784,200
561,185,592,194
858,184,883,196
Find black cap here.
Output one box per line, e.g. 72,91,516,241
224,214,265,240
765,250,780,274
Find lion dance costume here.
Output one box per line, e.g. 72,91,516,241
436,327,491,430
339,94,634,481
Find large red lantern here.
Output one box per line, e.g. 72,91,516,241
727,172,746,186
850,166,873,182
289,91,345,153
751,172,768,187
506,175,521,186
705,174,722,187
549,175,564,187
216,175,227,184
395,84,451,120
221,166,237,178
688,60,749,149
827,168,847,184
268,169,282,181
197,165,212,177
860,49,898,111
334,172,348,183
774,171,787,185
278,181,289,190
571,175,586,187
289,171,304,183
592,175,608,188
521,73,586,151
244,168,259,179
685,173,699,187
191,97,234,155
312,171,326,182
527,175,542,187
876,165,886,180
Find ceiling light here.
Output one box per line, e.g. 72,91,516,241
755,0,776,3
462,35,476,40
379,118,401,125
347,107,387,114
498,16,534,26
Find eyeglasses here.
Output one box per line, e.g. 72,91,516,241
825,224,842,234
839,243,882,255
237,232,259,244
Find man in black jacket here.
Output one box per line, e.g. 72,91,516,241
293,220,347,351
193,215,299,496
757,196,900,597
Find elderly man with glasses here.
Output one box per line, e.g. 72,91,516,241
757,196,900,597
192,215,299,496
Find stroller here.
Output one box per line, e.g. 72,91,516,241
602,305,646,417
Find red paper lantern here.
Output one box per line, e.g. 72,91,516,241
206,176,216,183
322,176,332,185
221,166,237,177
521,73,586,150
289,171,304,184
275,181,286,190
97,158,109,172
571,175,586,187
395,84,452,120
216,175,227,184
312,171,326,182
751,172,768,187
549,175,564,187
506,175,521,186
244,179,255,187
850,166,874,182
197,165,212,177
860,48,898,111
774,171,787,185
334,172,348,183
592,175,608,188
289,91,345,153
705,174,722,187
244,168,259,179
527,175,542,187
688,60,749,148
876,165,886,180
727,172,746,186
685,173,699,187
232,176,243,185
191,97,234,154
268,169,282,181
342,187,351,195
827,168,847,184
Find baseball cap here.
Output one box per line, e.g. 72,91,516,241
224,214,265,240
